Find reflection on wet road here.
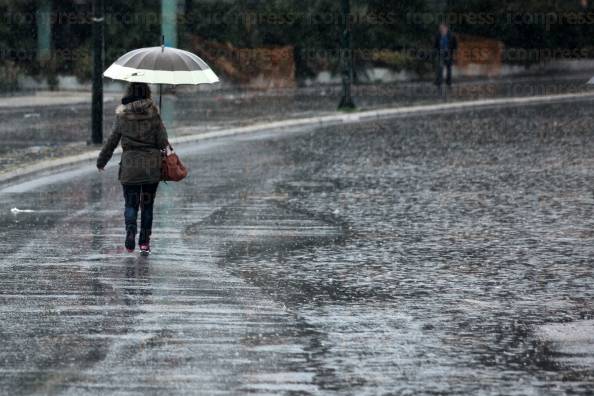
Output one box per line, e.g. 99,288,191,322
2,100,594,394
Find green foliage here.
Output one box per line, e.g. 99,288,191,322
0,0,39,86
446,0,594,50
104,0,161,58
1,0,594,88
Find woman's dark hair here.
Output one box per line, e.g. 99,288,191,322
125,82,151,100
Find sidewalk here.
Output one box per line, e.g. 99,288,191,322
0,73,592,184
0,91,119,109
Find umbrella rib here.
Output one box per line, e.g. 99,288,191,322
133,49,156,72
176,51,197,72
180,49,206,69
150,50,165,83
116,47,144,65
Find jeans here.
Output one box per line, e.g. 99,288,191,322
122,183,159,244
435,59,453,86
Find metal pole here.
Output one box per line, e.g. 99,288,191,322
160,35,164,110
161,0,178,48
338,0,355,110
36,0,52,62
91,0,104,144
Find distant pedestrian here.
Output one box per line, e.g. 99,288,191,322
434,23,458,88
96,82,169,254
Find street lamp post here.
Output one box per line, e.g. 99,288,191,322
91,0,104,145
36,0,52,62
338,0,355,110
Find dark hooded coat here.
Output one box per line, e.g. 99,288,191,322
433,31,458,64
97,99,169,184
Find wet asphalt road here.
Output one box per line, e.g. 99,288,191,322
1,73,592,172
2,99,594,394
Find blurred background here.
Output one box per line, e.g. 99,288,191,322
2,0,594,91
3,0,594,176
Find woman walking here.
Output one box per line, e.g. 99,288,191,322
96,82,169,254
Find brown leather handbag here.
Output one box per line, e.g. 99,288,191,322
161,145,188,182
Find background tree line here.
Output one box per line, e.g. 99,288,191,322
0,0,593,89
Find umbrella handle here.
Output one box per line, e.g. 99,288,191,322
159,84,162,110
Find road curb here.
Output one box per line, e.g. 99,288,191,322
2,90,594,187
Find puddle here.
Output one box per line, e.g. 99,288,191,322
185,199,346,259
535,320,594,368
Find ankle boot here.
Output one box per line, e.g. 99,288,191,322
138,228,151,246
125,225,136,252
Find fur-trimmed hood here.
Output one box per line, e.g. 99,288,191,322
115,99,159,120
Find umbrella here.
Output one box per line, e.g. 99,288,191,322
103,38,219,108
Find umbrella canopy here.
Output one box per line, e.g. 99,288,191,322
103,46,219,85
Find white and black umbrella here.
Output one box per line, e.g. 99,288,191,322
104,40,219,107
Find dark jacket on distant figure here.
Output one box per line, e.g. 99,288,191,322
434,31,458,64
97,99,169,185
